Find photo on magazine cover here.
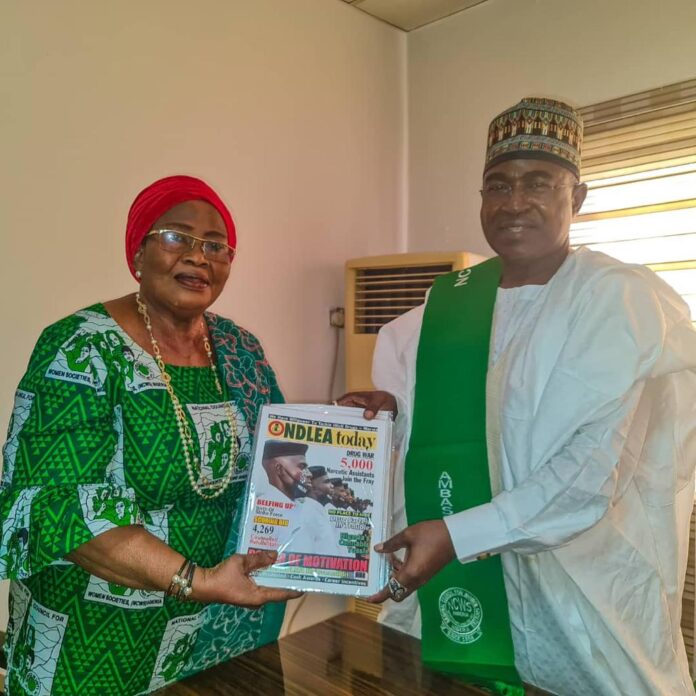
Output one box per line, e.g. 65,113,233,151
238,404,393,596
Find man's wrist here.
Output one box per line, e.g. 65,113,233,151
443,502,508,563
441,519,457,562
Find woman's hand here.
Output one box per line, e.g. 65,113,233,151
336,390,398,420
193,551,303,607
68,527,299,607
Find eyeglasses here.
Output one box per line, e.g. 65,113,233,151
145,229,236,263
480,181,579,202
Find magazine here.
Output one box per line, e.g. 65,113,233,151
237,403,393,596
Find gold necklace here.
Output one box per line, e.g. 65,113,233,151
136,293,239,500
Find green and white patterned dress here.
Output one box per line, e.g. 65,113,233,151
0,304,286,695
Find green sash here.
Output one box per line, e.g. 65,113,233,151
405,258,522,695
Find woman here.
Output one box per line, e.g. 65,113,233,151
0,175,299,695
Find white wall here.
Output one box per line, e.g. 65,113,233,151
0,0,406,632
407,0,696,256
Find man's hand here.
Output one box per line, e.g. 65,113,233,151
368,520,456,603
335,390,397,420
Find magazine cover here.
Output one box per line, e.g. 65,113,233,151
237,404,393,596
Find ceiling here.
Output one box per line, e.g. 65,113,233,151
340,0,490,31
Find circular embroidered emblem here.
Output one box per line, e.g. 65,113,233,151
438,587,483,644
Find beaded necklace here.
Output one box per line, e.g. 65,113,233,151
136,293,239,500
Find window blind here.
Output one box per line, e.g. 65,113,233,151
570,78,696,321
580,79,696,179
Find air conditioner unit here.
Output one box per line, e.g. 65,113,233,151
344,251,486,391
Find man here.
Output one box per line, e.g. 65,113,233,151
260,440,310,502
340,98,696,695
304,465,344,555
327,477,348,509
255,441,310,554
307,465,335,506
257,443,341,555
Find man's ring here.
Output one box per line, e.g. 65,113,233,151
388,577,408,602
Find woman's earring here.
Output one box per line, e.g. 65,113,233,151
135,270,142,280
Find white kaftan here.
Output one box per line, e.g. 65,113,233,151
372,248,696,696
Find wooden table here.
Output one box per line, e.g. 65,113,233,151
160,612,548,695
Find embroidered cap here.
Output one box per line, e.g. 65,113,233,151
484,97,583,177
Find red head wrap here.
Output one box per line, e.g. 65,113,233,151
125,175,237,280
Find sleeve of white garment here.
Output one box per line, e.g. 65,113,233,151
445,268,690,561
371,305,424,448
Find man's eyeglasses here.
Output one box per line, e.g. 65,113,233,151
480,181,579,202
145,229,236,263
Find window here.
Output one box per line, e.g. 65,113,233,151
570,79,696,320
